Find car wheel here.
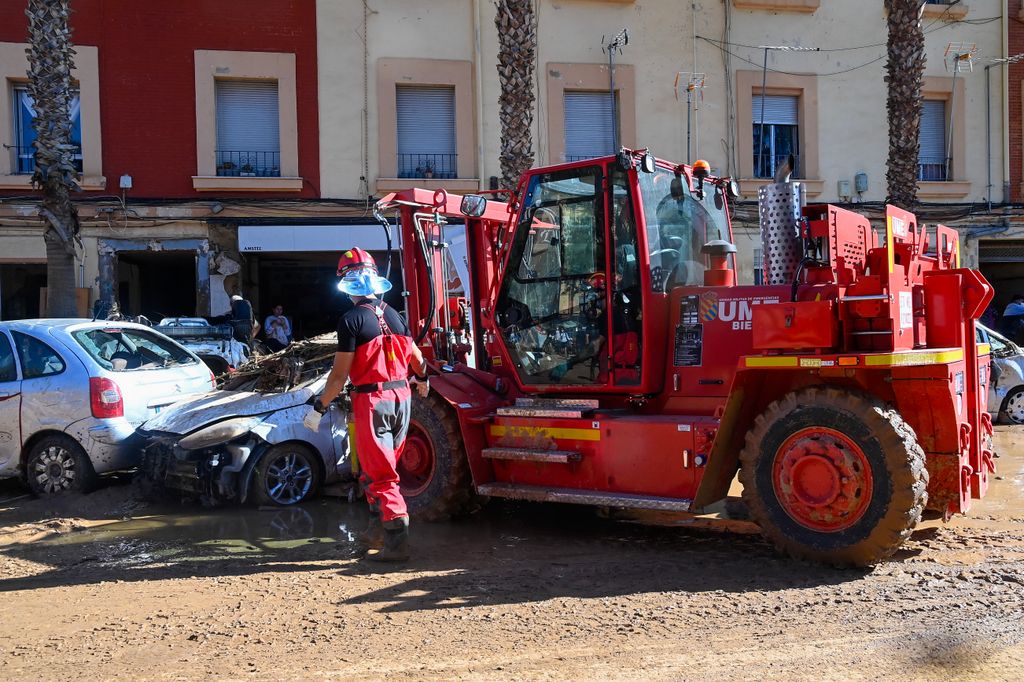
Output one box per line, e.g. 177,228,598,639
25,435,97,495
251,443,321,506
1001,387,1024,425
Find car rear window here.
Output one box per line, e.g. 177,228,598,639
72,327,198,372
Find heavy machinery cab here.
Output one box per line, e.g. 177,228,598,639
489,153,731,396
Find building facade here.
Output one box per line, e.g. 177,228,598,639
0,0,1018,332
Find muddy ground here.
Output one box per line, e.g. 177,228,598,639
1,430,1023,681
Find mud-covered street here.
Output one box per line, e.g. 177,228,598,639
0,428,1022,681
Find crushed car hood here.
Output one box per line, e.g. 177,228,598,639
142,379,324,435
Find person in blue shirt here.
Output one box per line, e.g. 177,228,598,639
999,294,1024,342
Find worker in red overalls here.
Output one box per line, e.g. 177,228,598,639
305,248,428,562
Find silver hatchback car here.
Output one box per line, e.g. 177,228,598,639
0,319,215,494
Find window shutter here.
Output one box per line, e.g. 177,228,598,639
752,95,798,125
564,91,615,161
396,86,456,177
919,99,946,162
216,80,280,153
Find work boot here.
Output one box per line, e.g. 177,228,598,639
366,516,410,562
358,507,384,548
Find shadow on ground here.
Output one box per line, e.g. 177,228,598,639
0,476,864,606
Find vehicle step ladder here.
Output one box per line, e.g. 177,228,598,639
476,483,692,512
497,397,599,419
482,447,582,464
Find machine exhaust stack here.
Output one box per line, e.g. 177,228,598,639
757,180,803,286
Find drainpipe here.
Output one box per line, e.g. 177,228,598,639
1003,0,1010,203
472,0,486,190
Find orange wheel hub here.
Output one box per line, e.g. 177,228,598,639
772,427,873,532
399,423,435,496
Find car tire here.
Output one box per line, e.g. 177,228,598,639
738,387,928,568
1001,386,1024,425
251,443,321,506
25,435,97,495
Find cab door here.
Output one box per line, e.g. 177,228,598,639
0,330,22,477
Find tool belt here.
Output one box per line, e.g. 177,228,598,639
350,379,409,394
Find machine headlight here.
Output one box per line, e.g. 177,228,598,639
179,417,262,450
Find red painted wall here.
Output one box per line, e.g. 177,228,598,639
0,0,319,198
1011,1,1024,203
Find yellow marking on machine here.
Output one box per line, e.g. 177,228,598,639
978,343,991,356
863,349,964,366
489,425,601,441
745,349,964,369
745,356,799,368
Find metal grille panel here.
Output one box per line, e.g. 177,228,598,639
758,182,804,285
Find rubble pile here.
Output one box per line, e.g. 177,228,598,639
220,332,338,392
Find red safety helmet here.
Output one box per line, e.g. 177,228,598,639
337,247,377,277
588,272,607,290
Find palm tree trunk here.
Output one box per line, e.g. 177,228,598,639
495,0,537,190
884,0,926,209
26,0,81,317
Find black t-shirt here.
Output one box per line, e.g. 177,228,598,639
336,301,412,353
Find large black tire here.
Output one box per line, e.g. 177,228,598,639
400,392,473,521
24,435,97,495
738,387,928,567
251,443,321,506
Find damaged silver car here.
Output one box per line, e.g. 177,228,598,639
137,376,353,506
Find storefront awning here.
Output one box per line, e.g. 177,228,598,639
238,224,394,253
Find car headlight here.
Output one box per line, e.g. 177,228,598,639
179,417,262,451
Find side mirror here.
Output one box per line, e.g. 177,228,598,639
460,194,487,218
726,179,741,199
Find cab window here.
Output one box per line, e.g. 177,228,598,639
639,167,728,292
497,166,607,385
13,332,65,379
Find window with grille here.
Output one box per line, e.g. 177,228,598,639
11,85,82,175
215,80,280,177
753,247,764,285
564,91,617,161
919,99,947,181
396,85,457,179
752,94,799,179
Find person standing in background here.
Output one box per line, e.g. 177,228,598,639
264,304,292,352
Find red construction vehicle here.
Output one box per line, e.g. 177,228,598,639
374,148,994,566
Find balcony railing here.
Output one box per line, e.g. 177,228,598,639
8,144,83,175
216,150,281,177
918,157,949,182
397,153,457,180
754,153,800,180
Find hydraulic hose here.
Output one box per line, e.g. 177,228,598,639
413,212,436,344
373,204,393,280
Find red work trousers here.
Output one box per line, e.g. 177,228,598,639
352,387,412,522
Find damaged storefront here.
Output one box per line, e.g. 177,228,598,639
231,221,405,338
